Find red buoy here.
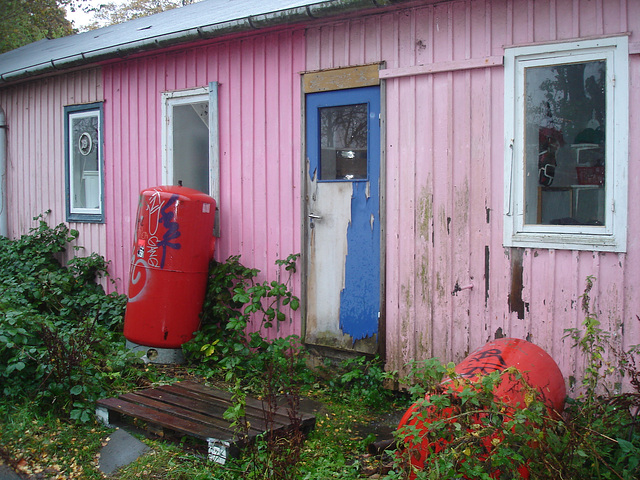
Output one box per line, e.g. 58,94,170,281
123,186,216,349
398,338,566,478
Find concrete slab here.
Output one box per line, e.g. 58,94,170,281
98,428,150,475
0,464,22,480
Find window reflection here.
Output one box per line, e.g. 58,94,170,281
70,113,100,210
319,103,368,180
525,61,606,226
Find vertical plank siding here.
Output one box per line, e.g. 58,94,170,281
1,0,638,386
102,29,306,339
0,69,105,262
305,0,640,387
1,30,305,340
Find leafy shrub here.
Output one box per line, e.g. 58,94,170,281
395,369,548,479
225,335,311,480
389,276,640,480
393,367,640,479
0,214,144,422
183,254,303,387
320,355,396,409
184,254,315,480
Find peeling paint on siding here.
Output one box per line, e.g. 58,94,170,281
417,188,432,239
484,245,490,306
401,283,413,310
417,187,432,301
508,248,525,320
436,271,446,300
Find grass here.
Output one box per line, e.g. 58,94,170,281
0,401,107,479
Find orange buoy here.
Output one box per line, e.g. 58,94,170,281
398,338,565,478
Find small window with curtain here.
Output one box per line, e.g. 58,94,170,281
503,36,628,252
64,102,104,223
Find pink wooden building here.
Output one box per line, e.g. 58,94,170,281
0,0,638,391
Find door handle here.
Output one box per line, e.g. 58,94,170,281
308,213,322,220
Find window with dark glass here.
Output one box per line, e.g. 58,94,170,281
525,61,606,226
319,103,368,181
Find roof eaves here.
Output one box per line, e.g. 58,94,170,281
0,0,409,85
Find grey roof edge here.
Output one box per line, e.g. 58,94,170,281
0,0,410,85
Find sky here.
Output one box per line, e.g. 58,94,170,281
65,0,127,30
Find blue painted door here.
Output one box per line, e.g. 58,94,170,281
305,86,381,353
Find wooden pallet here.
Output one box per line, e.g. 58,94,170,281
96,380,316,464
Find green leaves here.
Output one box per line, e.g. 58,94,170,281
70,385,84,396
69,403,92,423
5,361,26,374
199,338,219,357
393,315,640,480
0,214,144,422
183,254,302,390
320,355,395,409
0,0,73,54
222,379,246,429
232,288,251,305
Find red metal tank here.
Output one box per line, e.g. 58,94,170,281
123,186,216,348
398,338,566,478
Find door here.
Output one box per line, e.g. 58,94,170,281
305,86,382,354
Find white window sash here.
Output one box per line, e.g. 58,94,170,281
160,84,220,236
503,36,628,252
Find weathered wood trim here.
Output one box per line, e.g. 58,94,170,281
209,81,221,238
379,56,503,79
302,64,380,93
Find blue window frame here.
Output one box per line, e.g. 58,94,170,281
64,102,105,223
307,86,379,184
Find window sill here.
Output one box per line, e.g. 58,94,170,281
504,231,625,253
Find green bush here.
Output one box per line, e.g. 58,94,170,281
319,355,396,409
183,254,317,480
183,254,305,387
393,368,639,479
390,277,640,480
0,214,144,422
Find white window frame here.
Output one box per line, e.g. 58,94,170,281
503,36,628,252
64,102,104,223
161,86,209,189
161,83,220,235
